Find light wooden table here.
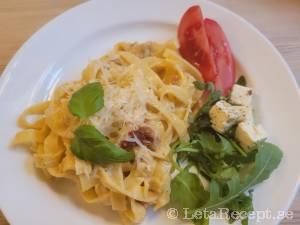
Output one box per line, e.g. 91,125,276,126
0,1,299,225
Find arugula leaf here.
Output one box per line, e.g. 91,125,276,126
189,82,221,136
171,134,238,178
192,114,211,132
198,91,221,116
216,167,239,181
189,153,222,179
195,131,221,153
171,169,208,209
193,81,218,93
217,134,236,156
236,76,247,86
191,131,236,156
190,142,282,212
194,80,206,90
68,82,104,119
186,131,244,181
243,142,283,185
226,192,253,211
193,217,209,225
226,192,253,224
169,142,183,171
241,218,249,225
71,125,135,164
224,149,257,167
169,141,196,171
173,141,199,153
227,138,247,157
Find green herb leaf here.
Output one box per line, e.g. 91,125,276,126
190,82,221,135
192,132,235,156
224,149,257,167
217,167,239,181
244,142,283,185
206,82,216,92
226,192,253,224
195,131,221,153
236,76,247,86
71,125,135,164
194,80,206,90
171,169,208,209
68,82,104,119
217,134,236,156
193,217,209,225
241,218,249,225
190,142,282,212
227,138,247,157
173,141,199,153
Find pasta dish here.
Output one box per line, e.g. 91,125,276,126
12,41,203,224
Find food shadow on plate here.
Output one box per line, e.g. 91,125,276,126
30,162,120,224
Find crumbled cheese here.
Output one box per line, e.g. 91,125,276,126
90,67,155,137
235,122,267,151
209,100,245,133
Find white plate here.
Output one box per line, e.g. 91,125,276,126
1,0,300,225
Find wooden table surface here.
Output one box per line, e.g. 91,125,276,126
0,0,299,224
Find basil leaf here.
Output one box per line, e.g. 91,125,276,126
68,82,104,119
171,169,208,209
236,76,247,86
71,125,135,164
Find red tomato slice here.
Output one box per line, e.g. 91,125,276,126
204,18,235,96
178,6,236,96
178,5,217,82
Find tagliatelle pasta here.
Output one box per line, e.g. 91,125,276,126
12,41,203,224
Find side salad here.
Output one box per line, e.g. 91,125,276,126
169,5,283,225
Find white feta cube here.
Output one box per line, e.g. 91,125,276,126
234,105,254,124
230,84,253,106
235,122,267,151
209,100,245,133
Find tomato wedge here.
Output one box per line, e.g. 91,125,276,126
178,5,216,82
178,6,235,96
204,18,235,96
